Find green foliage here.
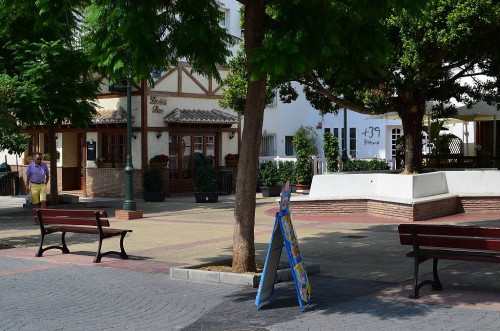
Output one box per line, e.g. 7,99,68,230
83,0,234,84
143,167,164,192
277,0,500,172
323,131,339,172
278,161,296,184
194,165,219,192
423,120,460,156
0,1,99,129
218,49,275,115
42,151,60,161
293,126,318,184
342,159,390,172
149,154,169,163
258,161,279,187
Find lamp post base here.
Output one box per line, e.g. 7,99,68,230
115,209,144,220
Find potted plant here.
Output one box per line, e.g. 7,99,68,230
149,154,169,168
278,160,296,193
293,126,318,190
323,131,340,173
95,156,125,168
142,167,166,202
258,161,281,197
194,164,219,203
224,153,239,166
95,156,112,168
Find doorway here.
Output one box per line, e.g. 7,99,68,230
168,133,217,194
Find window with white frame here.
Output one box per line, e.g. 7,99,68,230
260,133,276,156
219,8,228,27
391,128,403,158
285,136,294,156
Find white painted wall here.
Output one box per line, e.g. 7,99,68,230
445,170,500,195
61,132,77,167
305,170,499,202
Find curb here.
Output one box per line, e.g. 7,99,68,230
170,262,320,288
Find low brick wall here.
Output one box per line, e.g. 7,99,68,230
290,195,497,221
86,168,142,198
413,197,460,221
459,197,500,213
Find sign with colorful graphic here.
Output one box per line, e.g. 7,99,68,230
255,181,312,311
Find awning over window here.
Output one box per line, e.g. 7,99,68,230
93,106,134,124
164,108,238,125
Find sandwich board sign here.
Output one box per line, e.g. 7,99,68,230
255,181,312,311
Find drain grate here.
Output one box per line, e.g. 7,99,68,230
341,235,368,239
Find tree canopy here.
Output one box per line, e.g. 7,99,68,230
0,0,100,201
280,0,500,173
83,0,234,83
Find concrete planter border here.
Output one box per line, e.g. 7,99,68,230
170,261,320,288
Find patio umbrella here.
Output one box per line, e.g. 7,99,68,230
455,102,499,164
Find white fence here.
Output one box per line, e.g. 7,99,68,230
258,156,329,175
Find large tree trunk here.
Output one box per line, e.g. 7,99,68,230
48,126,59,205
232,1,267,273
398,100,426,174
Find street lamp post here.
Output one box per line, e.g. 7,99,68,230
123,72,136,211
341,108,348,163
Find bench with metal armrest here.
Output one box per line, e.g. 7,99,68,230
33,208,132,263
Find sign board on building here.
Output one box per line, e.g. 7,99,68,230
109,78,127,93
255,181,312,311
86,139,96,161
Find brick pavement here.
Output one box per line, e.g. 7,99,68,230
1,195,500,330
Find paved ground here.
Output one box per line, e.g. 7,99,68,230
1,194,500,330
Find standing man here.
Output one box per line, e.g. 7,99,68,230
26,152,50,209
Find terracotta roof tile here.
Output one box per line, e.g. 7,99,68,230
93,107,134,124
164,108,238,124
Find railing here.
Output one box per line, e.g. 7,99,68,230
0,171,20,196
258,156,330,175
311,156,328,175
393,155,499,170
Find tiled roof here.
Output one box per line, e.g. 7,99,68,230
164,108,238,124
93,107,134,124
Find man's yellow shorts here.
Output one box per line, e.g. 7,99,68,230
30,183,47,205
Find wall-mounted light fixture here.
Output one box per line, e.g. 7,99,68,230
228,132,235,140
156,131,162,139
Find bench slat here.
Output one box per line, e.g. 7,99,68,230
32,209,107,218
47,226,131,236
398,224,500,238
34,216,110,227
407,249,500,263
400,235,500,251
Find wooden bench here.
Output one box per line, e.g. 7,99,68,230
398,224,500,298
33,209,132,263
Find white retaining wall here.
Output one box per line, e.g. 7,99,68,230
306,170,499,201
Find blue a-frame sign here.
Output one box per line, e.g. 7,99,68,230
255,181,312,311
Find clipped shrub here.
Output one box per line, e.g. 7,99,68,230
278,161,296,184
258,161,279,187
342,158,390,172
